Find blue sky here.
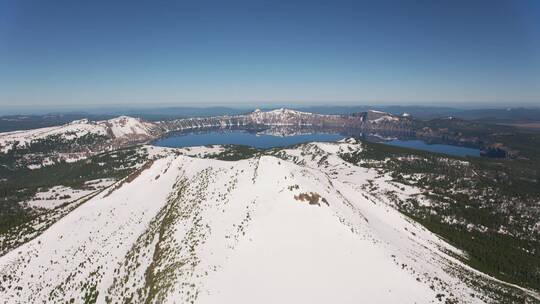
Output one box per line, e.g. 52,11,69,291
0,0,539,108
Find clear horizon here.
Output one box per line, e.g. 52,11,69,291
2,102,540,117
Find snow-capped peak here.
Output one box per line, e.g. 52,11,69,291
368,109,389,115
101,116,154,138
69,118,90,125
269,108,297,114
367,110,399,123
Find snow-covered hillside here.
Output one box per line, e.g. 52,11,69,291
101,116,156,138
248,108,330,125
0,116,156,153
0,140,535,303
0,116,158,169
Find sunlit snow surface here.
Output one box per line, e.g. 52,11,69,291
23,179,116,209
0,140,535,303
0,116,153,153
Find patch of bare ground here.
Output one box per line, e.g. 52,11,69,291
294,192,329,206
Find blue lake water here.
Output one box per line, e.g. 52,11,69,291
384,139,480,157
153,130,480,157
153,130,345,149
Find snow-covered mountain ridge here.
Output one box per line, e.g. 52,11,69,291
0,108,406,153
158,108,410,132
0,116,158,169
0,109,409,169
0,108,406,154
0,115,155,153
0,140,536,303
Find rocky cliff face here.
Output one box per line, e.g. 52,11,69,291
157,108,412,133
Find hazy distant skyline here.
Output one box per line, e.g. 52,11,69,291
1,0,539,107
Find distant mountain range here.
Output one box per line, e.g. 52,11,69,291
1,106,539,132
157,108,411,133
3,107,538,170
0,109,410,169
0,108,411,168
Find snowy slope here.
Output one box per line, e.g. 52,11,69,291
0,120,107,153
102,116,155,138
0,141,536,303
0,116,156,153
